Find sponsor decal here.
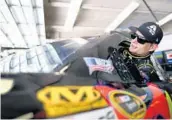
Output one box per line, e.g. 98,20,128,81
118,95,131,103
37,86,108,118
165,51,172,63
147,25,157,35
83,57,114,75
108,90,146,119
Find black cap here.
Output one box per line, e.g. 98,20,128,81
129,22,163,44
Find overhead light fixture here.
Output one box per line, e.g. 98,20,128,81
156,13,172,26
105,1,140,33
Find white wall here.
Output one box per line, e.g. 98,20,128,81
156,34,172,52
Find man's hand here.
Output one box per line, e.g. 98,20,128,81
140,70,150,83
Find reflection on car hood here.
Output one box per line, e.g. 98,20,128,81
0,38,88,73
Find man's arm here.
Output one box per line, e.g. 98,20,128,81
138,64,161,82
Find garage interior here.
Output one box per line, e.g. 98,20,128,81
1,0,172,119
0,0,172,72
1,0,172,48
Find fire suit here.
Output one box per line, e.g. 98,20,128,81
118,40,160,83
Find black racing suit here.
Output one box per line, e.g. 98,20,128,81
118,41,161,83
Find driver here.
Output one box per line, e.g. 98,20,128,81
118,22,163,83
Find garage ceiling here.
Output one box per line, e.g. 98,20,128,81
0,0,172,49
45,0,172,39
0,0,45,48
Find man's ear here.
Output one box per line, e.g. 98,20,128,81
149,44,158,52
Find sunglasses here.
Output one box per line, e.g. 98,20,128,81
131,34,152,44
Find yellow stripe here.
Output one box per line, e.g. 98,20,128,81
165,91,172,118
109,90,146,119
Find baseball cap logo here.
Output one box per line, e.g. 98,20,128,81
147,25,156,35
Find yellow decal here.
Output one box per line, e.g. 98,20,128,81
0,79,14,95
165,91,172,118
109,90,146,119
37,86,107,118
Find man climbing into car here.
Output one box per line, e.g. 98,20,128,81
118,22,164,83
116,22,172,94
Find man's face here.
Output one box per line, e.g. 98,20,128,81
129,31,155,56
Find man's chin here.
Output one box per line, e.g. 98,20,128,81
129,48,137,53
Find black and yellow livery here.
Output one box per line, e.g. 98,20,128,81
37,86,108,118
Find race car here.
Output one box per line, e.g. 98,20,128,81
1,73,172,119
1,31,172,119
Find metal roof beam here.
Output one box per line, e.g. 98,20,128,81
156,13,172,26
105,1,140,33
64,0,83,31
45,1,165,14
